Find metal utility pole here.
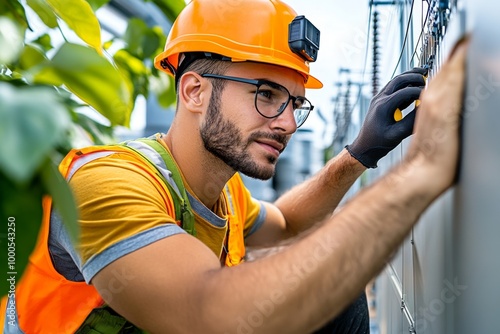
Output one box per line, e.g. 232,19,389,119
372,9,380,96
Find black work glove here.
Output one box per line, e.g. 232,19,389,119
346,67,428,168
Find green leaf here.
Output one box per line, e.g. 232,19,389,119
114,49,149,101
148,0,185,23
102,38,114,51
18,44,47,70
31,33,53,52
33,43,133,126
0,16,24,65
46,0,102,53
150,25,166,56
0,74,27,87
86,0,110,12
0,83,71,183
27,0,58,29
124,18,161,59
114,49,148,77
141,29,161,59
40,158,79,242
0,171,44,297
0,0,30,29
123,18,147,58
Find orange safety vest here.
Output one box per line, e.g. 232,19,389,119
0,141,246,333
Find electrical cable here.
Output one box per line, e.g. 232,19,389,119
409,2,432,66
390,0,416,79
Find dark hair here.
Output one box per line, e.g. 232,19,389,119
173,54,232,113
175,52,232,93
182,58,231,96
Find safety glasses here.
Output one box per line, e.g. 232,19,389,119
201,74,314,128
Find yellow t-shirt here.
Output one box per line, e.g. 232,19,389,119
68,141,264,282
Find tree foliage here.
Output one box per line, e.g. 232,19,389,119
0,0,184,296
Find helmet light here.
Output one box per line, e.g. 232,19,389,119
288,15,320,62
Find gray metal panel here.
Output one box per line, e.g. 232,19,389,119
374,1,472,332
453,0,500,331
412,191,455,334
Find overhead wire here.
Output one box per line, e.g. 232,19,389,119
390,0,416,79
409,2,432,66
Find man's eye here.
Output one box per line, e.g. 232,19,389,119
294,98,305,109
257,89,273,99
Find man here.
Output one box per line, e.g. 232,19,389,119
4,0,468,333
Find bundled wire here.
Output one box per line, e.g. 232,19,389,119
390,0,416,79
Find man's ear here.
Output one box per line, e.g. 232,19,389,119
178,72,209,114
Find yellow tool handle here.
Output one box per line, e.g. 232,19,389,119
394,99,421,121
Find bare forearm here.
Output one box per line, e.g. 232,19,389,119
274,149,366,234
199,159,444,333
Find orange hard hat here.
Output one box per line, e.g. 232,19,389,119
154,0,323,89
